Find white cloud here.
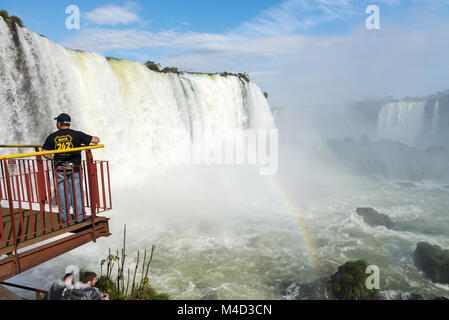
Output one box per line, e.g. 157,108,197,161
263,24,449,108
61,29,234,52
59,0,449,109
236,0,357,36
85,4,141,25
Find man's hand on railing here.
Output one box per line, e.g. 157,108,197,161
43,154,54,160
91,137,100,145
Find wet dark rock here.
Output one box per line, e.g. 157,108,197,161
407,293,424,300
356,207,394,229
401,293,448,300
433,296,449,300
414,242,449,284
328,260,379,300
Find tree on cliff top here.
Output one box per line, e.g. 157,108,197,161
0,10,24,28
144,60,161,72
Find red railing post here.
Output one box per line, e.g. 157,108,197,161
35,148,47,230
85,150,98,242
3,159,20,274
0,161,3,200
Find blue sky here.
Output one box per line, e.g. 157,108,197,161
2,0,449,107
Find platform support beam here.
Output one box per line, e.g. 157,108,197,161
0,220,110,282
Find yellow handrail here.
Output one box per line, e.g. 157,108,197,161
0,145,43,148
0,145,105,160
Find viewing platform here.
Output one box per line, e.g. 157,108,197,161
0,145,112,283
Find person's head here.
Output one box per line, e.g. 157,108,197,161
63,272,75,286
54,113,71,130
83,271,97,287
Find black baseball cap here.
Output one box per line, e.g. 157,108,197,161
54,113,71,125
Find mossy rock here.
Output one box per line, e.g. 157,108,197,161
329,260,380,300
414,242,449,284
356,207,394,229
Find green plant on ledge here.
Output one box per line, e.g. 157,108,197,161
161,66,179,74
0,10,24,28
144,60,161,72
220,71,251,83
86,225,169,300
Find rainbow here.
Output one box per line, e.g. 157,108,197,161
264,174,322,276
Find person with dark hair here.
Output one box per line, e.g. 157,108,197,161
48,272,75,300
83,272,98,286
68,271,109,300
43,113,100,223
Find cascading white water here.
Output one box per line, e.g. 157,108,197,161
432,100,440,133
0,18,275,165
377,100,427,146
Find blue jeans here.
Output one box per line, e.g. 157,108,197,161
57,169,84,223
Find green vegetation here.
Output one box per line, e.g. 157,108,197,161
106,56,124,61
144,60,179,74
220,71,251,83
84,225,169,300
329,260,380,300
237,73,250,83
161,66,179,74
144,60,161,72
0,10,24,28
142,60,250,81
414,242,449,284
263,92,268,99
0,10,8,20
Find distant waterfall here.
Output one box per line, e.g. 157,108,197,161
0,17,275,167
432,100,440,133
377,101,427,146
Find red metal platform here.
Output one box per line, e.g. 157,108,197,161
0,145,112,283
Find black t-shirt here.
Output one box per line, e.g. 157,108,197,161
43,129,93,167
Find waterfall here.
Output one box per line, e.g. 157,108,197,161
0,18,275,168
432,100,440,133
377,100,427,146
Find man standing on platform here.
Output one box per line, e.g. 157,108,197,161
43,113,100,223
